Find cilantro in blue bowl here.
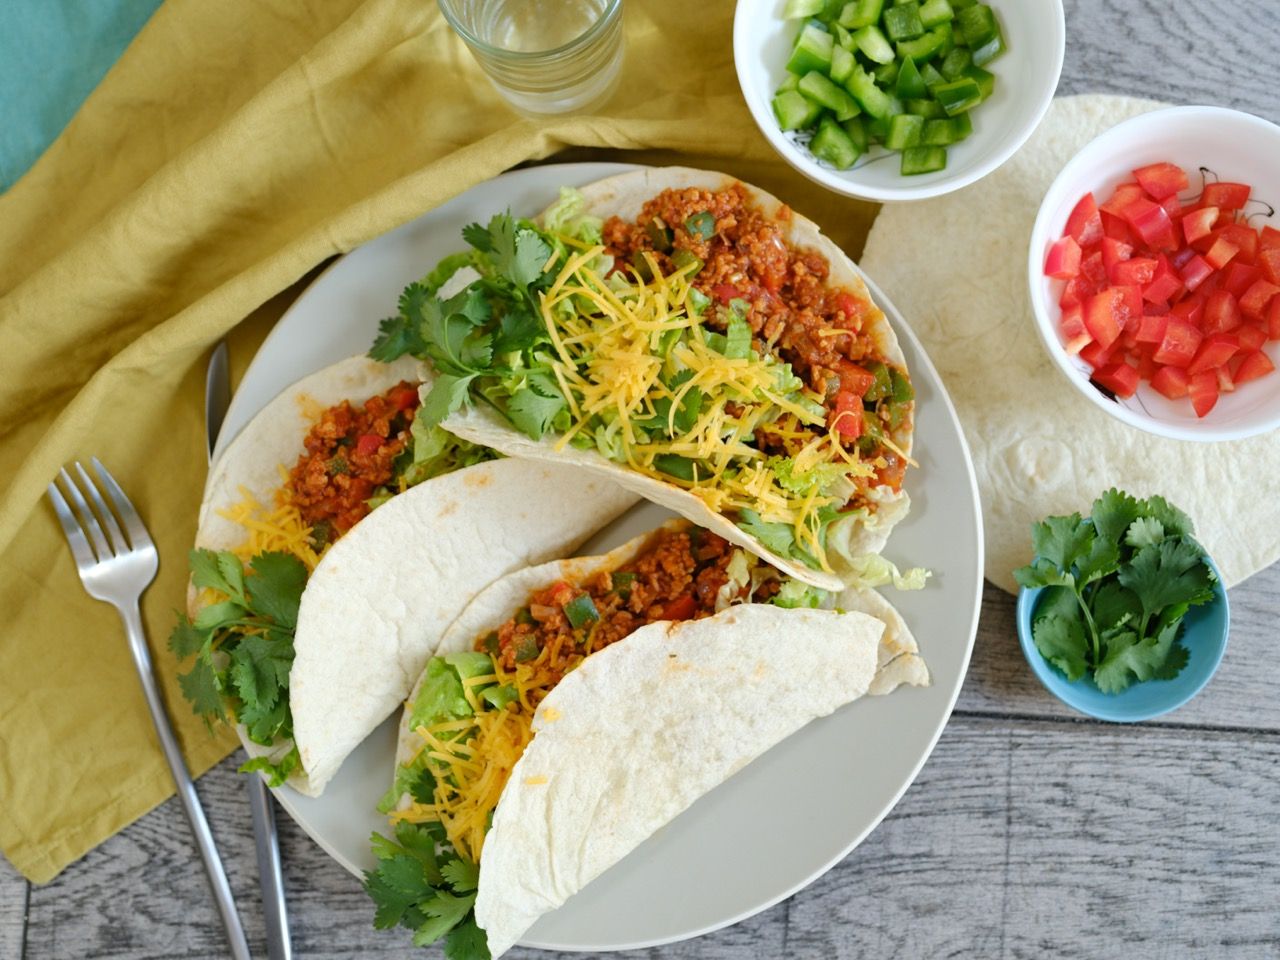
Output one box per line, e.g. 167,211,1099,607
1014,489,1229,722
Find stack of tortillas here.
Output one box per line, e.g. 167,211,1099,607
862,94,1280,594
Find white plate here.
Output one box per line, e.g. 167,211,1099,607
215,162,984,951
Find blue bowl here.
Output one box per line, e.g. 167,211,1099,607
1016,554,1230,722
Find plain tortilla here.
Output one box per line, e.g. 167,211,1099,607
442,166,914,593
473,604,883,957
192,354,639,795
860,95,1280,594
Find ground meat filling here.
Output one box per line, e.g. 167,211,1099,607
601,183,891,405
480,529,737,682
286,381,420,542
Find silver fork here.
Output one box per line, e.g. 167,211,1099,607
47,459,252,960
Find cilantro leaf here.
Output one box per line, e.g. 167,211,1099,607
178,658,224,719
1074,536,1119,585
365,855,429,929
369,283,433,362
444,917,491,960
506,379,567,439
418,374,476,431
394,821,443,881
1141,495,1194,537
414,891,476,947
492,305,545,356
1032,614,1089,682
462,222,493,252
1090,581,1142,636
228,633,292,712
189,549,244,601
1118,538,1216,620
244,552,307,629
238,746,299,787
1095,621,1183,694
1125,516,1165,549
1030,514,1094,573
1091,488,1143,546
1013,558,1073,590
193,600,245,631
441,858,480,893
489,214,551,288
168,614,208,658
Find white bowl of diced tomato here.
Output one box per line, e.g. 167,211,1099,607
1028,105,1280,442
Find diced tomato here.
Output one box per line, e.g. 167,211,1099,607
1169,295,1205,327
1092,361,1140,398
1143,260,1184,304
712,284,742,304
1202,290,1242,334
1081,251,1107,289
1150,364,1190,399
1204,236,1239,270
1239,280,1280,322
1120,325,1139,350
837,363,876,396
661,594,698,621
1217,223,1260,264
1101,237,1133,274
1082,289,1124,350
1044,236,1082,279
1258,249,1280,286
1136,313,1168,345
1134,162,1190,200
1111,257,1157,286
1171,246,1196,270
1153,318,1203,367
1101,183,1146,217
1187,332,1240,375
1181,206,1219,245
355,433,384,456
1079,339,1117,370
1065,192,1104,248
1188,370,1220,417
1144,300,1170,316
1262,226,1280,252
1201,182,1251,211
387,385,419,411
1101,211,1137,244
1270,297,1280,339
1217,365,1236,393
1234,350,1276,385
1135,348,1159,381
1237,324,1268,352
1159,194,1184,228
1116,284,1144,328
830,390,864,439
1222,262,1263,298
1121,197,1178,251
1060,305,1091,354
1060,276,1092,310
1179,254,1214,292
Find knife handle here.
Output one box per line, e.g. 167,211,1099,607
248,772,292,960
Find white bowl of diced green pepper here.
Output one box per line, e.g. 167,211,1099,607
733,0,1064,201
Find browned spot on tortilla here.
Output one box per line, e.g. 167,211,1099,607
437,501,458,518
464,470,493,487
295,392,322,422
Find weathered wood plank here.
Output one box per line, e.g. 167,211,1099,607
0,857,28,960
955,564,1280,731
24,719,1280,959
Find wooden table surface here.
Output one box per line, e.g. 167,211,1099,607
5,1,1279,957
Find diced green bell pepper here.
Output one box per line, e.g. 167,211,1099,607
919,0,953,27
562,592,599,629
841,115,870,152
906,97,946,118
799,70,862,121
939,46,972,80
919,61,946,88
895,29,946,62
884,113,924,150
962,64,995,98
783,0,827,18
955,3,998,46
829,43,856,82
843,67,894,118
787,23,835,75
883,2,925,41
873,58,900,85
901,145,947,175
895,54,927,98
920,113,972,145
837,0,885,29
835,23,855,49
854,24,895,63
810,115,863,169
773,89,824,131
778,72,801,93
970,26,1006,66
932,77,982,115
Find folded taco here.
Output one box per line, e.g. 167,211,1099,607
369,168,915,592
367,521,927,957
172,354,637,795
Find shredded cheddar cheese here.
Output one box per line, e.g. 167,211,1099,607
216,474,321,571
535,251,876,572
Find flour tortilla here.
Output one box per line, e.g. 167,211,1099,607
192,355,639,795
442,166,914,593
473,604,883,957
861,94,1280,594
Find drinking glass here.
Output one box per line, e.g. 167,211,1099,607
438,0,625,115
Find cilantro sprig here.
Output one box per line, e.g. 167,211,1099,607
365,821,490,960
1014,489,1217,694
169,549,308,784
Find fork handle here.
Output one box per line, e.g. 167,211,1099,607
120,600,253,960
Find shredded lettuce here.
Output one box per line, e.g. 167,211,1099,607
771,579,831,609
542,187,604,246
841,553,930,591
398,408,499,489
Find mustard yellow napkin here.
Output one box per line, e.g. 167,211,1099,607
0,0,878,883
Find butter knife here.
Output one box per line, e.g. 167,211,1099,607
206,339,293,960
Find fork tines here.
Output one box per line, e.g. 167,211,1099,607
47,458,153,567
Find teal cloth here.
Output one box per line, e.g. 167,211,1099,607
0,0,163,190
